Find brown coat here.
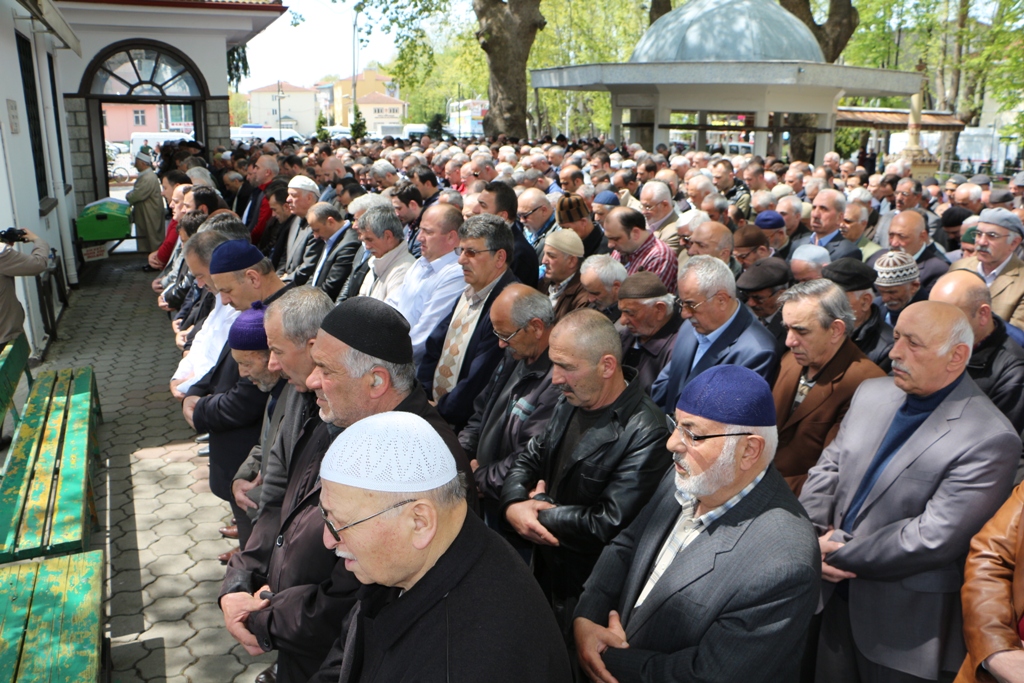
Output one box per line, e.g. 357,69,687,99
955,482,1024,683
540,271,590,322
772,338,885,495
951,254,1024,330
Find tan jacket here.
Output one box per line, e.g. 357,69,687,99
772,338,886,495
951,254,1024,330
0,236,48,345
955,482,1024,682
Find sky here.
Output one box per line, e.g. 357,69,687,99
238,0,398,92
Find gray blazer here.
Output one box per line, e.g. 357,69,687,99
575,466,820,683
799,375,1022,679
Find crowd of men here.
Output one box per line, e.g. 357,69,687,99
139,133,1024,683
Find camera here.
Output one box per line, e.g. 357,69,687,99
0,228,27,244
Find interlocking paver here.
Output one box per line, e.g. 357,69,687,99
35,256,272,681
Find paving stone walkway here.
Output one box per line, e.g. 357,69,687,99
41,254,274,682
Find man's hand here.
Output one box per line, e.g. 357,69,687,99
175,325,193,350
182,395,200,429
985,649,1024,683
470,459,480,472
220,589,270,655
152,278,165,294
171,318,181,334
20,228,40,242
148,251,164,270
233,474,262,511
170,376,189,400
819,528,856,583
574,612,629,683
506,481,558,546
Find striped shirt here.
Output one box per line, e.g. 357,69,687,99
613,232,678,294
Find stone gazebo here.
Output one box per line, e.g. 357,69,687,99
530,0,923,163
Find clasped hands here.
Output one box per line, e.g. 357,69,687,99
221,584,271,656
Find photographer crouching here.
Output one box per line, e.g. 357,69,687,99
0,227,48,350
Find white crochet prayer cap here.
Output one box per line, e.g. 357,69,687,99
320,412,457,492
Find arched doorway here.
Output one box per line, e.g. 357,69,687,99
76,39,210,202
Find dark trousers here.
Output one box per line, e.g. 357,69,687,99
229,498,255,551
816,595,955,683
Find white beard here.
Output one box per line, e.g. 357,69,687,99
674,436,739,499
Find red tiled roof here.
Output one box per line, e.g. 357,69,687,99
357,91,406,105
836,108,965,131
249,81,316,93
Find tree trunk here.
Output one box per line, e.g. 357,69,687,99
788,113,819,163
778,0,860,63
473,0,546,139
649,0,673,25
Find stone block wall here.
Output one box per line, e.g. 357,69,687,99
206,98,230,152
63,95,97,211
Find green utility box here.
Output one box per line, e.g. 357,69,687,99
76,198,132,242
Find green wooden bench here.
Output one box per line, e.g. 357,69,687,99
0,549,104,682
0,367,101,562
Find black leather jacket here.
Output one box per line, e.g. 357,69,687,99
501,368,672,599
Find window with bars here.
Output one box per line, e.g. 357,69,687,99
15,33,47,200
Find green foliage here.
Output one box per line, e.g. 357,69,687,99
834,127,868,158
427,112,447,139
228,92,249,126
226,46,249,91
351,105,367,139
978,0,1024,137
316,112,329,141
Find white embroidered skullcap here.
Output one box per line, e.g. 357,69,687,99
320,412,457,492
288,175,320,195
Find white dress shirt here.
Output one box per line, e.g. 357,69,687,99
172,292,240,392
394,251,466,366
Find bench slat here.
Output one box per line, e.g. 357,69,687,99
49,369,96,553
0,562,38,683
54,551,103,682
17,369,74,559
15,550,103,683
0,372,56,563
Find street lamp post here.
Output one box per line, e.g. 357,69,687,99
351,11,359,127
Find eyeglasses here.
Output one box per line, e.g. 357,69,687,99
733,248,756,261
454,246,495,258
319,499,416,542
517,207,540,221
640,203,662,212
674,424,753,448
680,298,709,312
975,230,1013,242
493,326,524,343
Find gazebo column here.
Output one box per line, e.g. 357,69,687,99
611,105,623,144
754,110,769,158
696,111,707,151
629,108,655,151
653,101,672,149
815,112,835,165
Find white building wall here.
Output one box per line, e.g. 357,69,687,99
0,3,77,351
249,89,316,136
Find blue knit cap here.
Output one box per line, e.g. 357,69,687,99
228,301,268,351
210,239,264,275
676,365,776,427
754,210,785,231
593,190,620,206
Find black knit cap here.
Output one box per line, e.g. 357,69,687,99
941,206,974,228
822,257,877,292
320,296,413,364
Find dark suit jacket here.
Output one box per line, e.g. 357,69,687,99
771,338,886,494
418,269,518,431
511,221,540,288
575,466,820,683
651,304,779,413
187,344,268,502
794,232,862,261
231,180,254,216
312,226,361,301
800,376,1022,679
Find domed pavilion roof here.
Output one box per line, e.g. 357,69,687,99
630,0,826,64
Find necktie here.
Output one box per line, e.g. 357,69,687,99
433,294,473,399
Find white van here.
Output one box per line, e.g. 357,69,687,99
129,131,194,160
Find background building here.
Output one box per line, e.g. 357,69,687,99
356,92,407,137
332,66,398,126
247,81,317,135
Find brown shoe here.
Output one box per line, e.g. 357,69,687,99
255,663,277,683
218,547,240,564
219,525,239,539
